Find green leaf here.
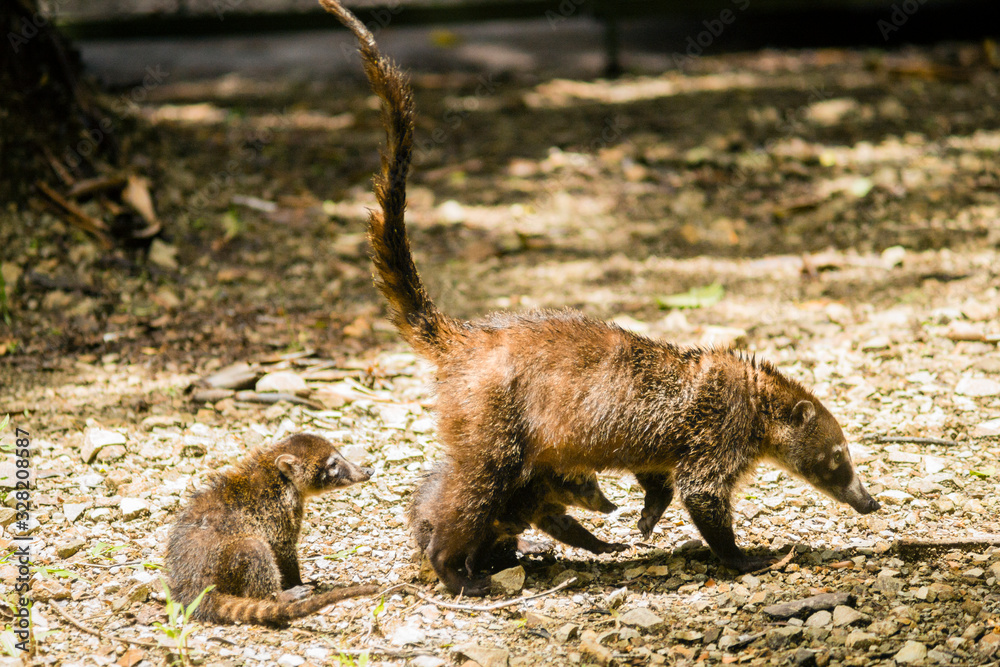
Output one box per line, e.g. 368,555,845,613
970,468,994,479
656,282,725,310
0,415,9,433
323,546,359,561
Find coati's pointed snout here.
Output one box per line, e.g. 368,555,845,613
840,477,880,514
850,492,880,515
360,466,375,480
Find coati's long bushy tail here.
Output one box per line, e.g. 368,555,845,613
319,0,458,357
202,584,379,625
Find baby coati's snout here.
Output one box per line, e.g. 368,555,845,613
776,399,879,515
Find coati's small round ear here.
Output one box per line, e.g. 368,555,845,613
275,454,301,480
791,400,816,426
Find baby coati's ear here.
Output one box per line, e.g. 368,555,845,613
791,400,816,427
275,454,304,482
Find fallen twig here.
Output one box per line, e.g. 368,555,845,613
894,536,1000,558
46,601,159,649
35,180,113,249
395,578,578,612
863,435,957,446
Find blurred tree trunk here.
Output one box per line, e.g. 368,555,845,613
0,0,118,205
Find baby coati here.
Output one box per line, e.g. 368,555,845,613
410,463,626,573
165,433,378,624
318,0,880,596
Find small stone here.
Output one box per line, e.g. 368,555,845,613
81,427,127,464
32,579,70,602
980,633,1000,656
524,612,558,629
276,655,305,667
120,498,149,520
955,377,1000,397
604,587,627,609
963,567,985,579
256,371,308,394
761,592,854,619
410,657,447,667
490,565,525,595
895,641,927,664
888,450,922,464
924,456,948,474
876,489,913,505
766,626,803,649
871,619,899,636
56,537,87,558
832,605,867,627
390,624,425,646
0,508,15,527
845,631,877,649
95,445,126,462
793,648,817,667
580,629,612,665
875,576,903,596
674,630,703,643
453,644,508,667
619,607,664,631
972,418,1000,438
148,239,179,269
805,610,832,627
945,321,985,342
861,336,891,351
554,623,579,643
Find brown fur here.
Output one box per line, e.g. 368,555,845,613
319,0,880,596
165,433,378,624
410,463,624,573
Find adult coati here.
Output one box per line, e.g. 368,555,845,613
410,463,626,573
318,0,881,595
166,433,378,624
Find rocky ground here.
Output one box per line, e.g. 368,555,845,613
1,35,1000,667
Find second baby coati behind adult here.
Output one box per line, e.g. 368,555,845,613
166,433,378,624
318,0,881,596
411,463,626,574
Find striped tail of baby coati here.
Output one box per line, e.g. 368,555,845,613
201,584,378,625
319,0,459,358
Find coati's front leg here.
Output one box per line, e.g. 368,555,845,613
535,513,628,554
679,489,774,572
635,472,674,538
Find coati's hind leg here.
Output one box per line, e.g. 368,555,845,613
215,537,283,598
535,513,628,554
635,472,674,538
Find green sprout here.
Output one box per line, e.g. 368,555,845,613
154,582,213,667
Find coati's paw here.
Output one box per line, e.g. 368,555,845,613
515,537,553,555
598,542,629,554
637,514,658,539
276,585,312,603
729,555,777,573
